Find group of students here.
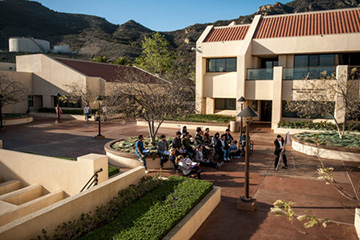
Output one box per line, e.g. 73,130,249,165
135,126,249,177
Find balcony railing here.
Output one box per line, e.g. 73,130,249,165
247,68,273,80
283,66,335,80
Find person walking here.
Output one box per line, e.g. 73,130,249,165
84,105,90,121
274,135,288,169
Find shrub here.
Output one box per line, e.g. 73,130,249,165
38,107,97,115
294,132,360,148
278,120,360,132
108,166,120,177
166,114,234,124
81,176,213,240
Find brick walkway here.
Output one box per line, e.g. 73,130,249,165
0,118,358,239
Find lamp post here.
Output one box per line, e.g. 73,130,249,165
236,106,258,211
237,96,246,134
0,94,3,129
95,95,104,139
55,93,62,123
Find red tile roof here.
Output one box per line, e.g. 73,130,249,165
254,8,360,39
204,25,250,42
55,58,161,83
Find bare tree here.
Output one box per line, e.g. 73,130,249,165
105,68,194,145
63,81,94,108
286,70,360,139
0,74,28,128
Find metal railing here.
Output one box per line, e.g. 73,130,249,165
80,168,103,193
247,68,273,80
283,66,335,80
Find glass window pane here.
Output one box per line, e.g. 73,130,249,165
265,61,273,68
207,59,216,72
226,58,236,71
215,98,236,110
217,59,226,72
319,54,334,66
294,55,308,67
309,55,319,67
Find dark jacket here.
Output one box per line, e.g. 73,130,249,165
274,137,285,156
225,133,234,144
216,139,228,152
172,137,182,150
182,138,194,151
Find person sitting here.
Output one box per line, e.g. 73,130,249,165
172,131,183,156
216,134,230,161
195,145,223,169
211,132,220,148
182,132,196,159
203,128,211,146
135,135,149,173
194,129,208,159
169,148,179,173
176,155,201,179
181,126,187,138
224,128,234,145
240,131,246,154
229,140,241,159
157,134,169,169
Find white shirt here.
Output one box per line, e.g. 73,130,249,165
278,139,283,147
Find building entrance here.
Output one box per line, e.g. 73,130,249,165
260,101,272,121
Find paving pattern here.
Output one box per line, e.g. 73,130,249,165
0,118,359,239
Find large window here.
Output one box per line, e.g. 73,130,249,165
207,58,237,72
215,98,236,110
294,54,335,68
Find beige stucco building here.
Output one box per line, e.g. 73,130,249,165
195,8,360,129
0,54,161,115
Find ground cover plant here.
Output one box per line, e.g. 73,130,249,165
80,176,213,240
166,113,234,124
111,136,173,153
294,132,360,148
3,113,30,119
278,120,360,132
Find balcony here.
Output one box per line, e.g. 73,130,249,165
283,66,335,80
247,68,273,80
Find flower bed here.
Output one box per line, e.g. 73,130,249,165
80,176,213,240
278,120,360,132
294,132,360,149
111,137,173,154
166,113,234,124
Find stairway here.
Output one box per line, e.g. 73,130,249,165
0,176,66,227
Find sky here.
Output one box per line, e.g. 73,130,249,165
35,0,280,31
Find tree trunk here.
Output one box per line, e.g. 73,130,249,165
341,118,346,139
0,104,3,129
147,120,156,146
333,117,343,139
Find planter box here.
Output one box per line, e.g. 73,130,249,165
2,116,33,126
292,137,360,162
163,186,221,240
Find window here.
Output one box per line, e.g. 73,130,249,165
261,58,278,68
28,96,34,107
294,54,335,68
206,58,237,72
215,98,236,110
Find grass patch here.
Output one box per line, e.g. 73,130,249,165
278,120,360,132
166,113,234,124
81,176,213,240
108,165,120,177
294,132,360,148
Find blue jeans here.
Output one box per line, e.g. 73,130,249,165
222,149,230,160
85,113,89,121
136,152,149,170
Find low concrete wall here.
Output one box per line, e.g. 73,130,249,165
31,112,92,121
292,138,360,162
274,127,360,135
163,186,221,240
0,167,145,240
355,208,360,239
2,116,33,126
136,120,228,132
0,149,108,195
105,140,174,169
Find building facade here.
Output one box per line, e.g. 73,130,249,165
195,8,360,129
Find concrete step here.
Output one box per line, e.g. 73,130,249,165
0,180,21,196
0,189,66,227
0,184,43,205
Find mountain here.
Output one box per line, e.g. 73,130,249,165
0,0,359,65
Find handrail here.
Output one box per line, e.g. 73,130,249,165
80,168,103,193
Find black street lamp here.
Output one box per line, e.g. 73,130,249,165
0,94,3,129
236,105,258,211
95,95,104,139
237,96,246,134
55,93,62,123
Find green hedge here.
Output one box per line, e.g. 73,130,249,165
38,107,97,115
81,176,213,240
278,120,360,132
294,132,360,148
2,113,30,119
166,114,234,124
108,165,120,177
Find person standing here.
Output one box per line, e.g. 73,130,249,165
157,134,169,169
240,131,246,154
216,134,230,161
55,104,62,123
135,135,149,173
274,135,288,169
224,129,234,144
84,105,90,121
